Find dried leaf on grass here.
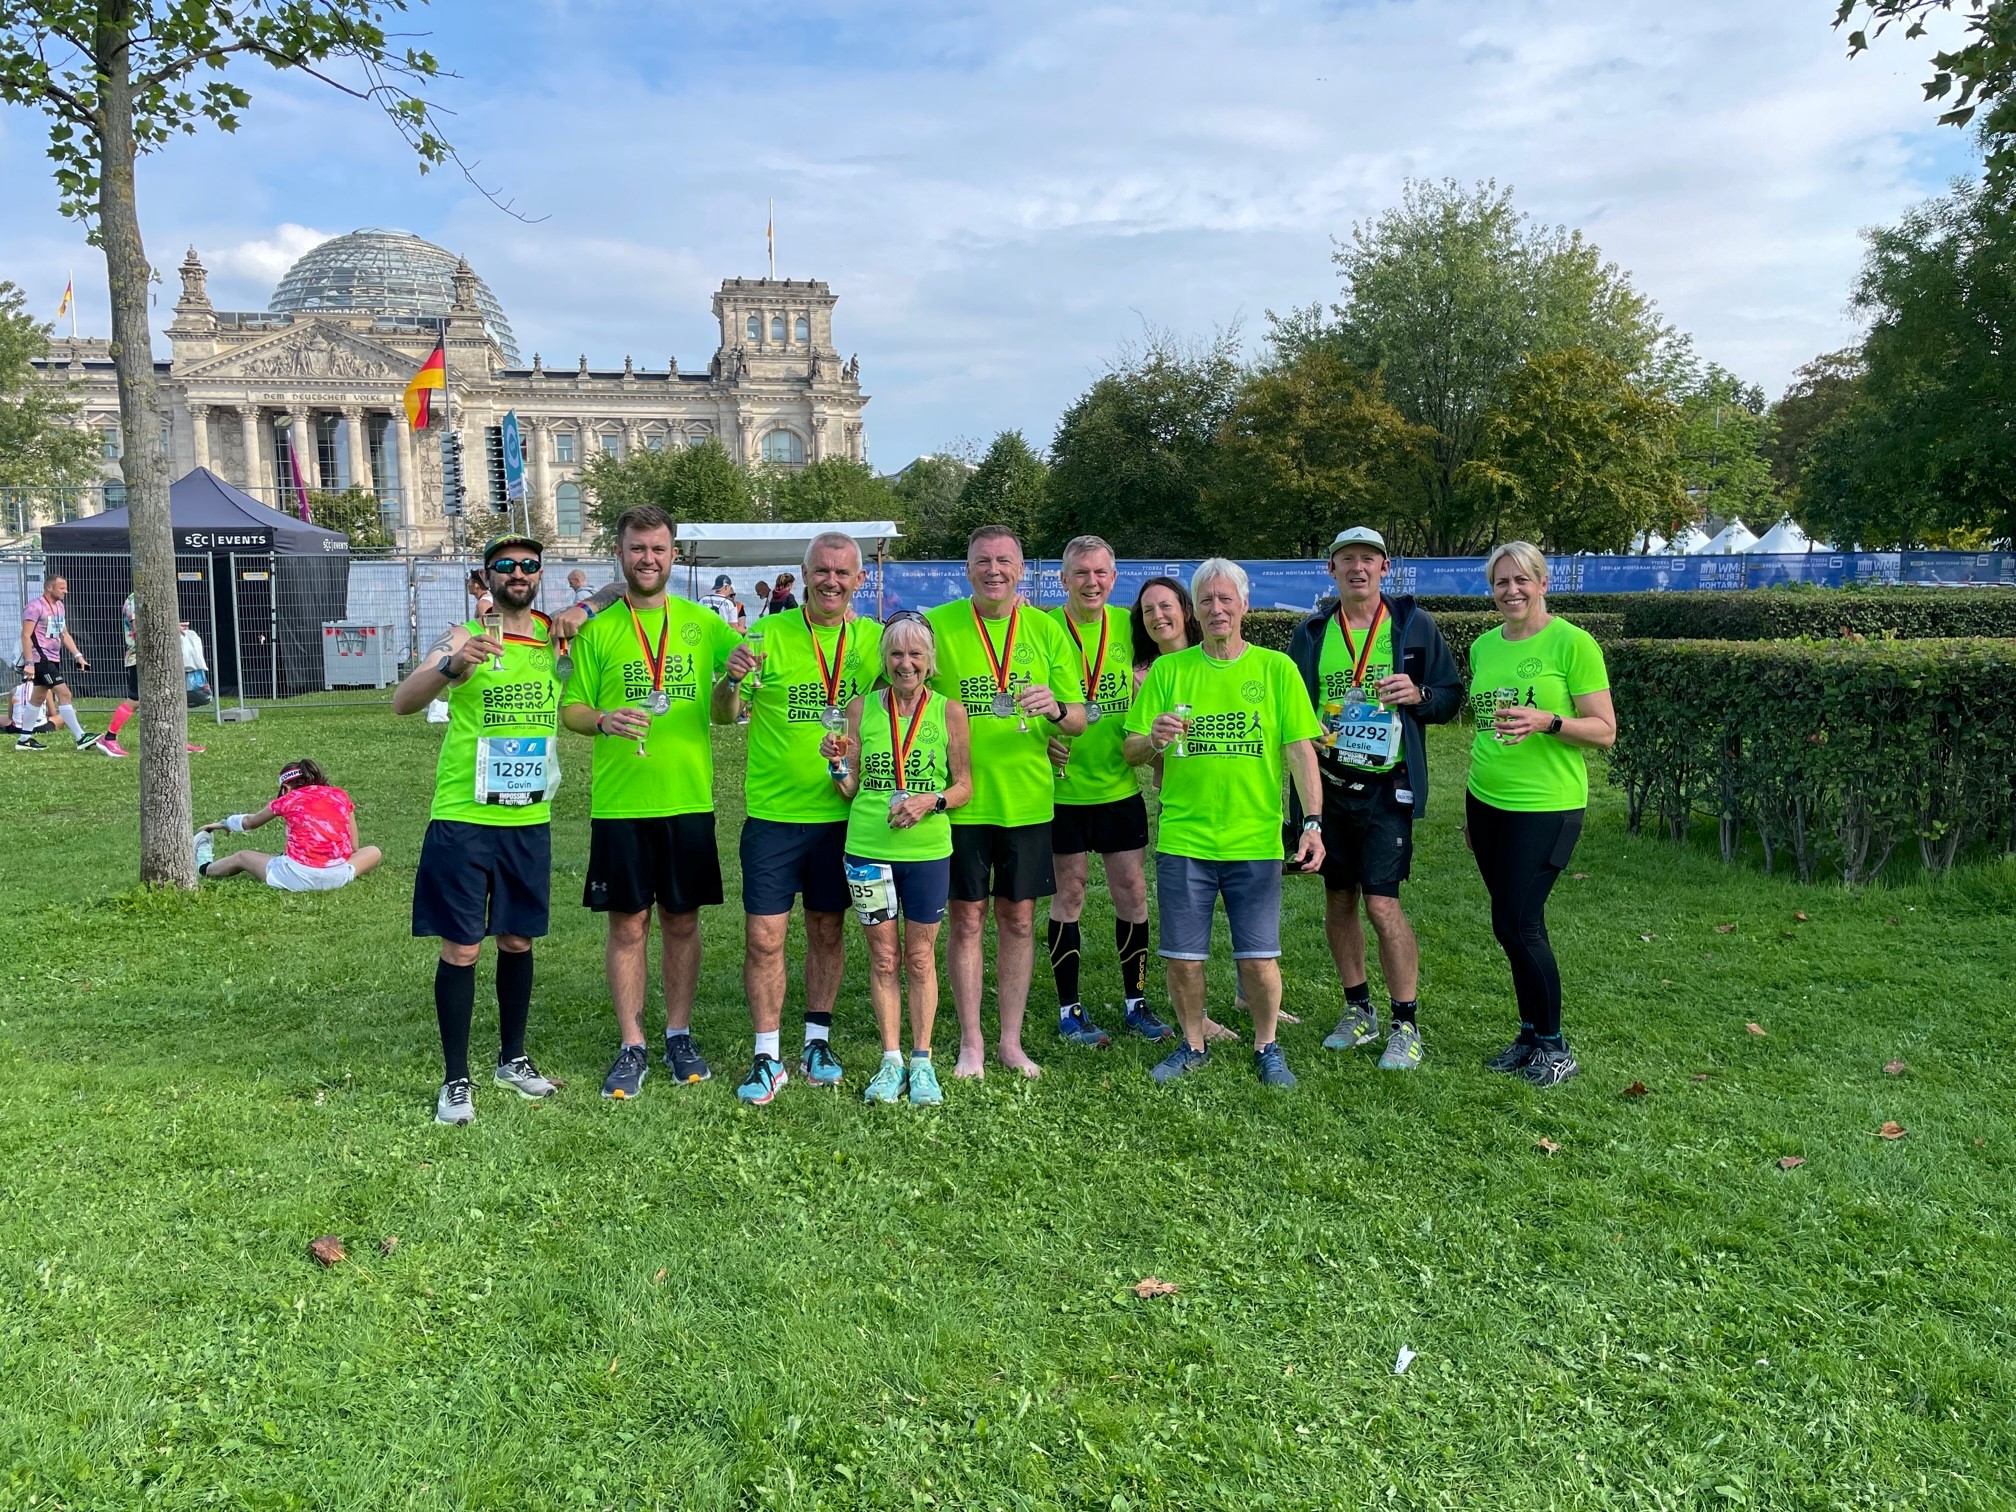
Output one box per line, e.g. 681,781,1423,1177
1884,1060,1907,1076
1793,911,1810,923
607,1354,620,1375
1536,1137,1562,1156
1572,872,1591,880
1690,1072,1710,1082
1778,1156,1806,1171
1746,1022,1767,1037
308,1236,346,1267
1714,923,1736,935
1886,915,1900,926
653,1268,667,1284
1132,1276,1180,1299
1622,1081,1649,1097
1877,1121,1908,1140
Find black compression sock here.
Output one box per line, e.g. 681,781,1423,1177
1390,998,1417,1027
435,958,477,1083
496,948,533,1064
1047,918,1081,1011
1344,981,1372,1007
1537,1032,1566,1050
1116,918,1148,1001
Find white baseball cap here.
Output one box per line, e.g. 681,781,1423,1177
1328,526,1388,556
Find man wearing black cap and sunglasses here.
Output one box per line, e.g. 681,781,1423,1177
393,533,564,1126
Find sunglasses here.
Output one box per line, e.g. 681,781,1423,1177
883,608,927,627
487,558,543,577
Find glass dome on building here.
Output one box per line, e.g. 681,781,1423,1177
267,227,521,363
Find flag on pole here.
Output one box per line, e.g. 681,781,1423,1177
403,336,447,429
56,279,73,319
767,200,775,279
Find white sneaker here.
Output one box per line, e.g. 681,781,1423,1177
493,1056,557,1099
434,1078,475,1125
193,829,214,870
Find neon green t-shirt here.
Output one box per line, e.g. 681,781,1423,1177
1315,609,1404,776
845,688,954,862
561,595,739,818
430,615,562,826
1051,604,1138,805
1466,616,1610,811
1126,644,1321,861
924,598,1080,827
742,610,884,823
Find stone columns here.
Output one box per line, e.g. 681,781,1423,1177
343,406,369,494
188,403,211,471
810,414,827,463
296,410,321,492
237,405,262,494
392,409,417,533
529,417,551,518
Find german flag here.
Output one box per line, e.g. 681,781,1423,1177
403,336,446,429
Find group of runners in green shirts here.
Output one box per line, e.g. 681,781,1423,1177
395,507,1615,1125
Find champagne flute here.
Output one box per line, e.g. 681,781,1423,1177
1173,702,1192,759
1491,687,1519,744
633,690,651,758
483,612,504,672
745,625,766,691
1012,670,1030,733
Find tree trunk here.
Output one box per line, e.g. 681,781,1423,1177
96,6,194,887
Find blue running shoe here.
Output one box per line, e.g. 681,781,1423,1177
664,1032,712,1085
1150,1042,1209,1082
1254,1041,1297,1088
863,1055,906,1104
907,1056,943,1105
1122,997,1175,1042
800,1039,844,1087
601,1042,648,1100
735,1052,788,1105
1058,1005,1112,1049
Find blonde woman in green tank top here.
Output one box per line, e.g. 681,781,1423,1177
824,613,973,1104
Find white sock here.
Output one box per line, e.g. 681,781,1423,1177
883,1049,904,1065
803,1021,831,1045
60,704,85,739
754,1030,781,1060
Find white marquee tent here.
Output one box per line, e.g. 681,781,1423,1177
1696,518,1758,555
672,521,904,611
1745,518,1824,554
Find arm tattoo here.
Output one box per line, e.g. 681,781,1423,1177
587,581,625,613
423,629,458,661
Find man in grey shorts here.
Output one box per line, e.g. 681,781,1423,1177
1123,559,1325,1087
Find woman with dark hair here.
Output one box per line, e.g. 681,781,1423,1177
766,573,799,616
196,758,383,891
1130,575,1200,677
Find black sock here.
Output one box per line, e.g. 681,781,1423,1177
1390,998,1417,1027
1537,1031,1566,1049
435,958,476,1083
1047,917,1081,1011
1116,918,1148,1001
496,947,533,1065
1344,981,1372,1008
1517,1022,1538,1045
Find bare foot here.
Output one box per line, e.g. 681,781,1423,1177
1278,1009,1302,1025
996,1043,1043,1079
1233,996,1299,1026
954,1042,986,1079
1203,1017,1241,1044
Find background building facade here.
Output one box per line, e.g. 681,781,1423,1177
26,227,869,550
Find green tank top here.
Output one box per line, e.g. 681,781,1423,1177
429,615,563,826
844,688,952,862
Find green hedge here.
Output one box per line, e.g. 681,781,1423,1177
1243,610,1623,680
1605,637,2016,882
1413,592,1643,617
1620,588,2016,641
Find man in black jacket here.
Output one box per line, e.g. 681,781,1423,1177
1285,527,1463,1070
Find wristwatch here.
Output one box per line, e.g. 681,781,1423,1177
1547,714,1564,735
436,652,459,678
933,794,947,814
1301,816,1322,833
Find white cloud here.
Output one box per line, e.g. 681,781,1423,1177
200,222,336,286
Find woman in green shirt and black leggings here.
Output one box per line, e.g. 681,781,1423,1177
1464,542,1617,1088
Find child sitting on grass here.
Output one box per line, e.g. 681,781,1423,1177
196,758,382,892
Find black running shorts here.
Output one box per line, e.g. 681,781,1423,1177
585,813,724,914
1317,773,1414,898
1051,794,1150,857
412,819,552,944
949,821,1056,904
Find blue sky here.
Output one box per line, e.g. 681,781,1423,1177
0,0,1982,469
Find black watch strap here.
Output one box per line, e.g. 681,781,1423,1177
1548,714,1564,735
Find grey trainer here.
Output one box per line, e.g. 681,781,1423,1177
1323,1002,1379,1050
494,1055,558,1099
1378,1022,1423,1071
434,1078,475,1125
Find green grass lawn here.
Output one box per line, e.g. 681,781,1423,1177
3,707,2014,1510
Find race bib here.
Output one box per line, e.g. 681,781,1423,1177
846,860,898,926
1334,704,1400,765
475,735,559,807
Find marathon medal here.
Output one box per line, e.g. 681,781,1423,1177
628,598,673,718
808,611,850,739
1065,610,1109,725
887,688,930,820
973,599,1020,720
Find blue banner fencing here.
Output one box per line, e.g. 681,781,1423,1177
847,551,2015,616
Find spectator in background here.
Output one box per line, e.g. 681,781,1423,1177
101,594,204,758
568,568,593,607
753,581,771,614
766,574,798,616
17,575,105,755
700,573,741,629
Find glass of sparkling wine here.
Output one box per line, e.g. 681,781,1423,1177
1011,671,1030,732
1172,702,1192,758
745,626,765,690
633,691,651,758
1491,687,1519,743
483,612,504,671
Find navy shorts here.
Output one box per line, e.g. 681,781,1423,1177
949,821,1055,904
742,816,851,915
412,819,552,945
844,852,951,926
1051,794,1150,856
1155,852,1283,961
585,813,723,914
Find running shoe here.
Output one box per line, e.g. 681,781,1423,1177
14,737,46,751
73,732,102,752
1122,997,1175,1042
97,736,128,758
863,1056,907,1104
1323,1002,1380,1050
192,829,214,870
434,1078,475,1125
664,1032,711,1085
800,1039,844,1087
1484,1038,1538,1074
1378,1022,1424,1071
735,1053,789,1105
1058,1005,1112,1049
494,1055,558,1099
907,1056,943,1105
1150,1042,1210,1083
1518,1043,1580,1088
1254,1041,1298,1088
601,1042,649,1099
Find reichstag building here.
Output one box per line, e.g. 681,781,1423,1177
36,227,869,551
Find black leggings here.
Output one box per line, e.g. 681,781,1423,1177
1466,793,1583,1039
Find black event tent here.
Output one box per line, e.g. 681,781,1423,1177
41,467,351,698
